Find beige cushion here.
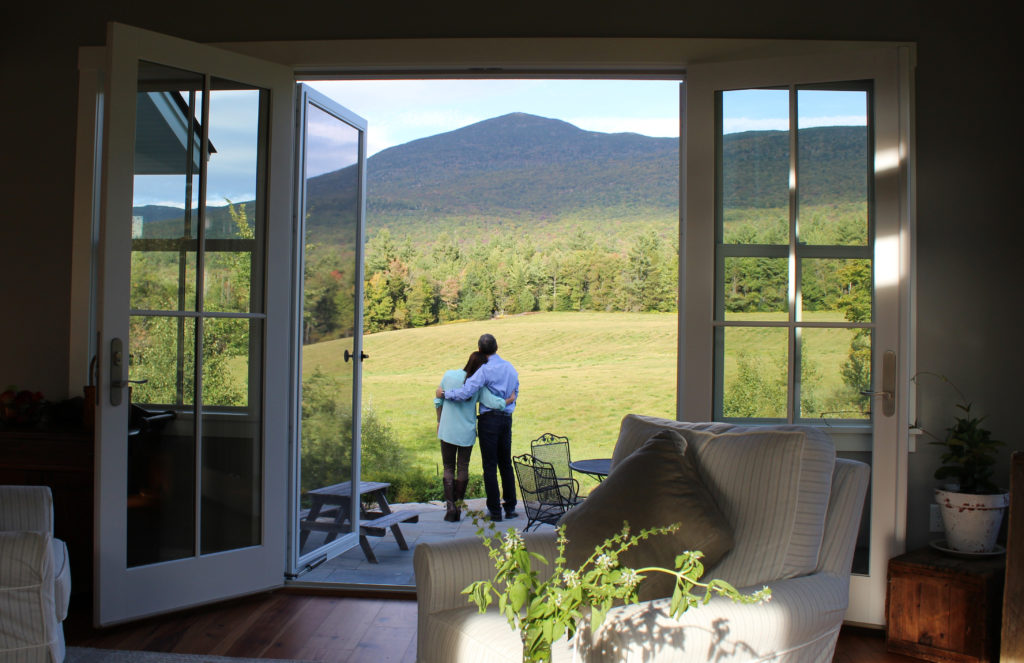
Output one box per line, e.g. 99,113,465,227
609,414,836,588
557,429,734,601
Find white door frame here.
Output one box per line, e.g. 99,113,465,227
681,46,915,626
93,22,294,626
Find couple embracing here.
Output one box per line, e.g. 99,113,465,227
433,333,519,523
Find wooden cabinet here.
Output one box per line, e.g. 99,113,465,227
0,426,94,594
886,547,1004,663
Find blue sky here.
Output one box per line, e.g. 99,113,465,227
134,80,867,207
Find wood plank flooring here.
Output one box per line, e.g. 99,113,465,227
65,591,918,662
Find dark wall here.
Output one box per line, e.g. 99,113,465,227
1,1,1019,551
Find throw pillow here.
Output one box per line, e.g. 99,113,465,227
557,429,734,601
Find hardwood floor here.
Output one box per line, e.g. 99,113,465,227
66,591,919,662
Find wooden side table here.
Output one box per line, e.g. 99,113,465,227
886,546,1005,663
0,426,94,594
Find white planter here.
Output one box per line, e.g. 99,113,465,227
934,488,1009,553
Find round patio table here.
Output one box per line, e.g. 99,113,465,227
569,458,612,482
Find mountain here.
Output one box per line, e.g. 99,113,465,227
133,113,866,241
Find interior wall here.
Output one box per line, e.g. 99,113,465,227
1,0,1018,553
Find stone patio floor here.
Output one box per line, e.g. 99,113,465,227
295,498,552,587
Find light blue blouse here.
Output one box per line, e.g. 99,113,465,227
434,369,508,446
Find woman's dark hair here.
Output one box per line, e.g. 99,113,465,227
464,351,488,378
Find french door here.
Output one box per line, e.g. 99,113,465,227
291,86,369,573
682,47,914,626
95,23,296,625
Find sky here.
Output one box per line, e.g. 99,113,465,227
133,79,867,207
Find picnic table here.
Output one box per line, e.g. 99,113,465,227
299,480,419,563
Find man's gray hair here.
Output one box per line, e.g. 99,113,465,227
478,333,498,355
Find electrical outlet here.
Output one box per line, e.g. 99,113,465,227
929,504,944,532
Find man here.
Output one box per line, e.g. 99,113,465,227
436,333,519,521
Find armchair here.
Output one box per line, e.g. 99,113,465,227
0,486,71,663
415,415,869,662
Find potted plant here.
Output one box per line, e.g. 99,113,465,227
914,373,1008,553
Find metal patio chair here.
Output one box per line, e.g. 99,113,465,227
530,432,575,485
512,453,581,531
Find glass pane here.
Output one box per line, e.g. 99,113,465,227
719,326,788,419
131,61,203,312
131,250,196,312
200,322,262,554
129,315,195,407
202,79,267,314
800,258,872,322
126,415,197,567
722,257,787,319
127,313,197,567
298,101,361,558
200,317,254,408
720,89,789,244
799,327,871,421
797,88,869,246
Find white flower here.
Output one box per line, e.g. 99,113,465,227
553,591,565,607
502,529,524,554
620,568,639,588
595,554,613,570
562,570,580,587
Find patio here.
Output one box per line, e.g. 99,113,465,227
295,497,551,586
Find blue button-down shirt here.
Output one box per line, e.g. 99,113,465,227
443,353,519,414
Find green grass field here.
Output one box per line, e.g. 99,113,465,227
301,310,862,492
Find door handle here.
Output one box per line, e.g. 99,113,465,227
860,350,896,417
344,349,369,363
109,338,148,405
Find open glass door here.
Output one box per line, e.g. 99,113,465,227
291,85,369,573
682,47,914,626
95,23,294,625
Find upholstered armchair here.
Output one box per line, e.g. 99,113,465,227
0,486,71,663
414,414,869,663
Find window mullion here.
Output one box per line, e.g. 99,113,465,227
787,84,798,423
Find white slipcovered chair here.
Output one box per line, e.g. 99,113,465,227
0,486,71,663
414,415,869,663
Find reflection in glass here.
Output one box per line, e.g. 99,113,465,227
201,319,263,554
128,61,269,566
720,89,789,244
722,257,787,319
298,100,362,558
800,327,871,421
130,315,196,407
131,250,197,312
719,326,788,419
800,258,872,322
797,88,869,246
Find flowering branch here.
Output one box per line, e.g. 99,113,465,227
462,512,770,663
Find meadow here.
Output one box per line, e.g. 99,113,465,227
301,310,861,494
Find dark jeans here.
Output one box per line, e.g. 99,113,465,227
439,440,472,483
477,411,516,514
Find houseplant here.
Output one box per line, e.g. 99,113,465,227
914,373,1008,553
463,515,770,663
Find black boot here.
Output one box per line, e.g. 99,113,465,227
452,478,469,522
443,478,458,522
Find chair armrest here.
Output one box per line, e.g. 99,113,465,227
414,530,559,616
0,486,54,533
587,572,850,662
0,530,54,589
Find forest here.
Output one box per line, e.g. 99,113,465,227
126,114,873,499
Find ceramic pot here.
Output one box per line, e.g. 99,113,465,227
934,488,1009,552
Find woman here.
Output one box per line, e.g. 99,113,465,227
434,351,516,522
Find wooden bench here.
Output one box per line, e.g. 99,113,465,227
358,510,420,563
